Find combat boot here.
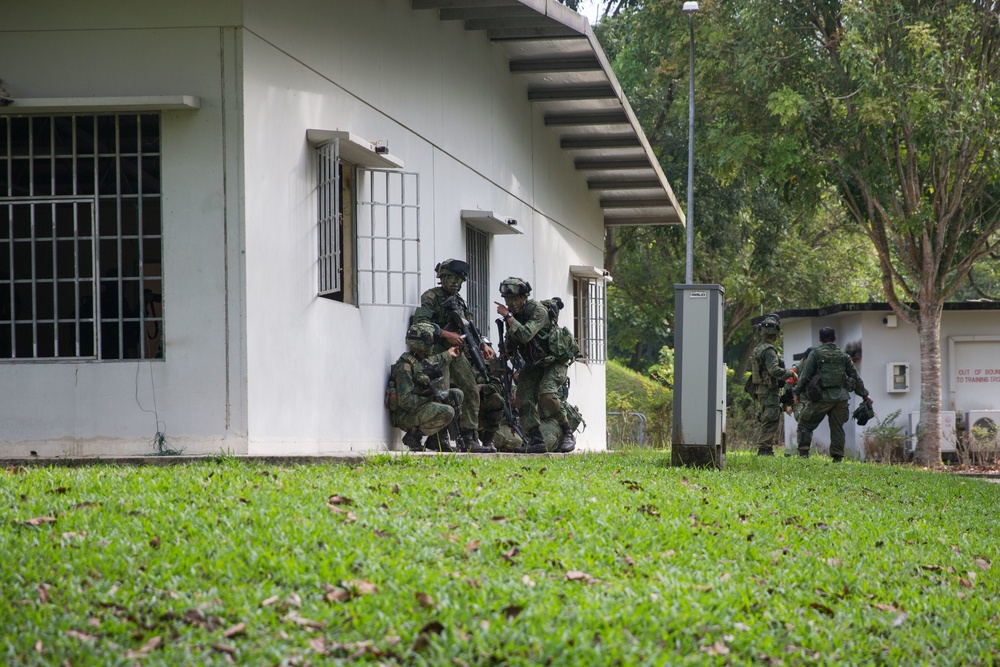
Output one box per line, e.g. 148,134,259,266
459,429,496,454
424,432,455,453
556,427,576,453
479,431,499,454
402,429,424,452
525,428,547,454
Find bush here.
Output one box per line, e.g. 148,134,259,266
606,358,672,448
862,409,906,463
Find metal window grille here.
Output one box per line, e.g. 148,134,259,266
0,114,163,361
356,169,420,306
574,275,606,363
316,140,342,296
465,226,490,337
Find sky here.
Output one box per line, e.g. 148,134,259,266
576,0,603,24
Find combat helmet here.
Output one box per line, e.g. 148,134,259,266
435,259,469,279
405,322,437,354
499,277,532,297
852,402,875,426
757,313,781,335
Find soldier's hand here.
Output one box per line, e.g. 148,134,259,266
495,302,510,318
865,396,873,406
794,395,800,406
441,330,464,347
482,343,495,361
447,347,460,359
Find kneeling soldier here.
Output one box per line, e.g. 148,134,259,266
386,323,463,452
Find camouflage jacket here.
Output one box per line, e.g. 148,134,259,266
751,339,791,394
794,343,869,403
389,350,453,413
503,299,555,366
412,287,473,334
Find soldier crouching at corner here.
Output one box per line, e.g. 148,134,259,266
750,314,795,456
385,323,463,452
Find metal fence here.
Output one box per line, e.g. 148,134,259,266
607,411,648,448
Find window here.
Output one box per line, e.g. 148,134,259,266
0,114,163,360
466,226,490,337
315,136,418,306
572,268,608,363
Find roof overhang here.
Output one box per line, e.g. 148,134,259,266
413,0,684,227
755,301,1000,326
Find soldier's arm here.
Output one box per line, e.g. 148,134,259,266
793,353,818,396
846,356,870,399
764,348,791,381
410,289,438,324
505,306,549,345
393,363,429,412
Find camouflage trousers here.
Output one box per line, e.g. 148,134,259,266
797,399,849,458
516,362,569,432
444,349,480,431
391,399,457,437
479,381,505,439
754,390,783,453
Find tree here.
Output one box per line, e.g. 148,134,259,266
595,2,880,372
712,1,1000,465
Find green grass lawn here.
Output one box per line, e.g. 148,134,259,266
2,452,998,666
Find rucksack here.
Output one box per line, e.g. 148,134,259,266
385,353,418,421
538,297,579,362
817,347,848,391
564,401,586,433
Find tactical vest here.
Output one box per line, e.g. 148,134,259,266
751,342,780,389
816,346,848,389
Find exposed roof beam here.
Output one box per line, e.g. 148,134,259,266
605,216,679,227
509,56,601,73
600,198,675,208
439,7,539,20
413,0,524,9
544,111,629,126
587,179,662,190
575,158,651,170
488,26,581,40
527,85,616,101
561,135,641,149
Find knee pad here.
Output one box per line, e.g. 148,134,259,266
538,392,562,420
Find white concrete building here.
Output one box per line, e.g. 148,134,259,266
0,1,682,458
769,302,1000,460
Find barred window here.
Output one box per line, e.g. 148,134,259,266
316,139,418,307
465,226,490,337
573,273,607,363
0,114,163,360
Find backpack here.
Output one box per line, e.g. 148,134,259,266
539,297,579,361
564,402,586,433
817,347,847,391
385,353,417,420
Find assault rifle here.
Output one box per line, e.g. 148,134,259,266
495,317,529,447
442,296,491,383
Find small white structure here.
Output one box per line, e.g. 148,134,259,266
0,1,683,458
772,302,1000,459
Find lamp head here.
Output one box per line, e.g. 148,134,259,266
682,1,699,12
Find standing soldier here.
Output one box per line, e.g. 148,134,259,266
750,314,795,456
411,259,497,453
793,326,873,461
495,277,577,454
385,323,463,452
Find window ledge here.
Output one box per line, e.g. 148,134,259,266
306,129,404,169
0,95,201,114
570,265,611,281
461,210,522,235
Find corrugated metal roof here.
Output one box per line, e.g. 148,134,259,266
412,0,685,227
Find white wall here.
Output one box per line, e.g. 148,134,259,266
0,3,248,457
240,0,608,453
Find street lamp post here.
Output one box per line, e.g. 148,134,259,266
682,1,698,284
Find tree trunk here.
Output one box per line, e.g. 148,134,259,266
914,304,943,467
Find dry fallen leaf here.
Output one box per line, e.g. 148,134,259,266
222,622,246,638
149,536,161,549
125,636,162,659
975,558,991,571
464,539,481,553
415,592,435,608
328,495,354,505
23,517,57,526
261,595,279,607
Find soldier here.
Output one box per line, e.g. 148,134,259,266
793,326,873,461
495,277,577,454
385,323,463,452
411,259,497,453
750,314,795,456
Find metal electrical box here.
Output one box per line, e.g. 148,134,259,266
672,284,726,468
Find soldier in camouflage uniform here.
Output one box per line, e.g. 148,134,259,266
495,277,576,454
793,327,873,461
411,259,496,454
750,314,795,456
386,323,463,452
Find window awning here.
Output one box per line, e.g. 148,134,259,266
0,95,201,114
306,129,405,169
461,209,523,235
412,0,684,227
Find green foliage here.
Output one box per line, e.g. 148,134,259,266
2,456,999,665
862,409,907,463
606,359,672,447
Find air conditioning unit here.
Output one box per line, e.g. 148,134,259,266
907,411,957,454
966,410,1000,452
